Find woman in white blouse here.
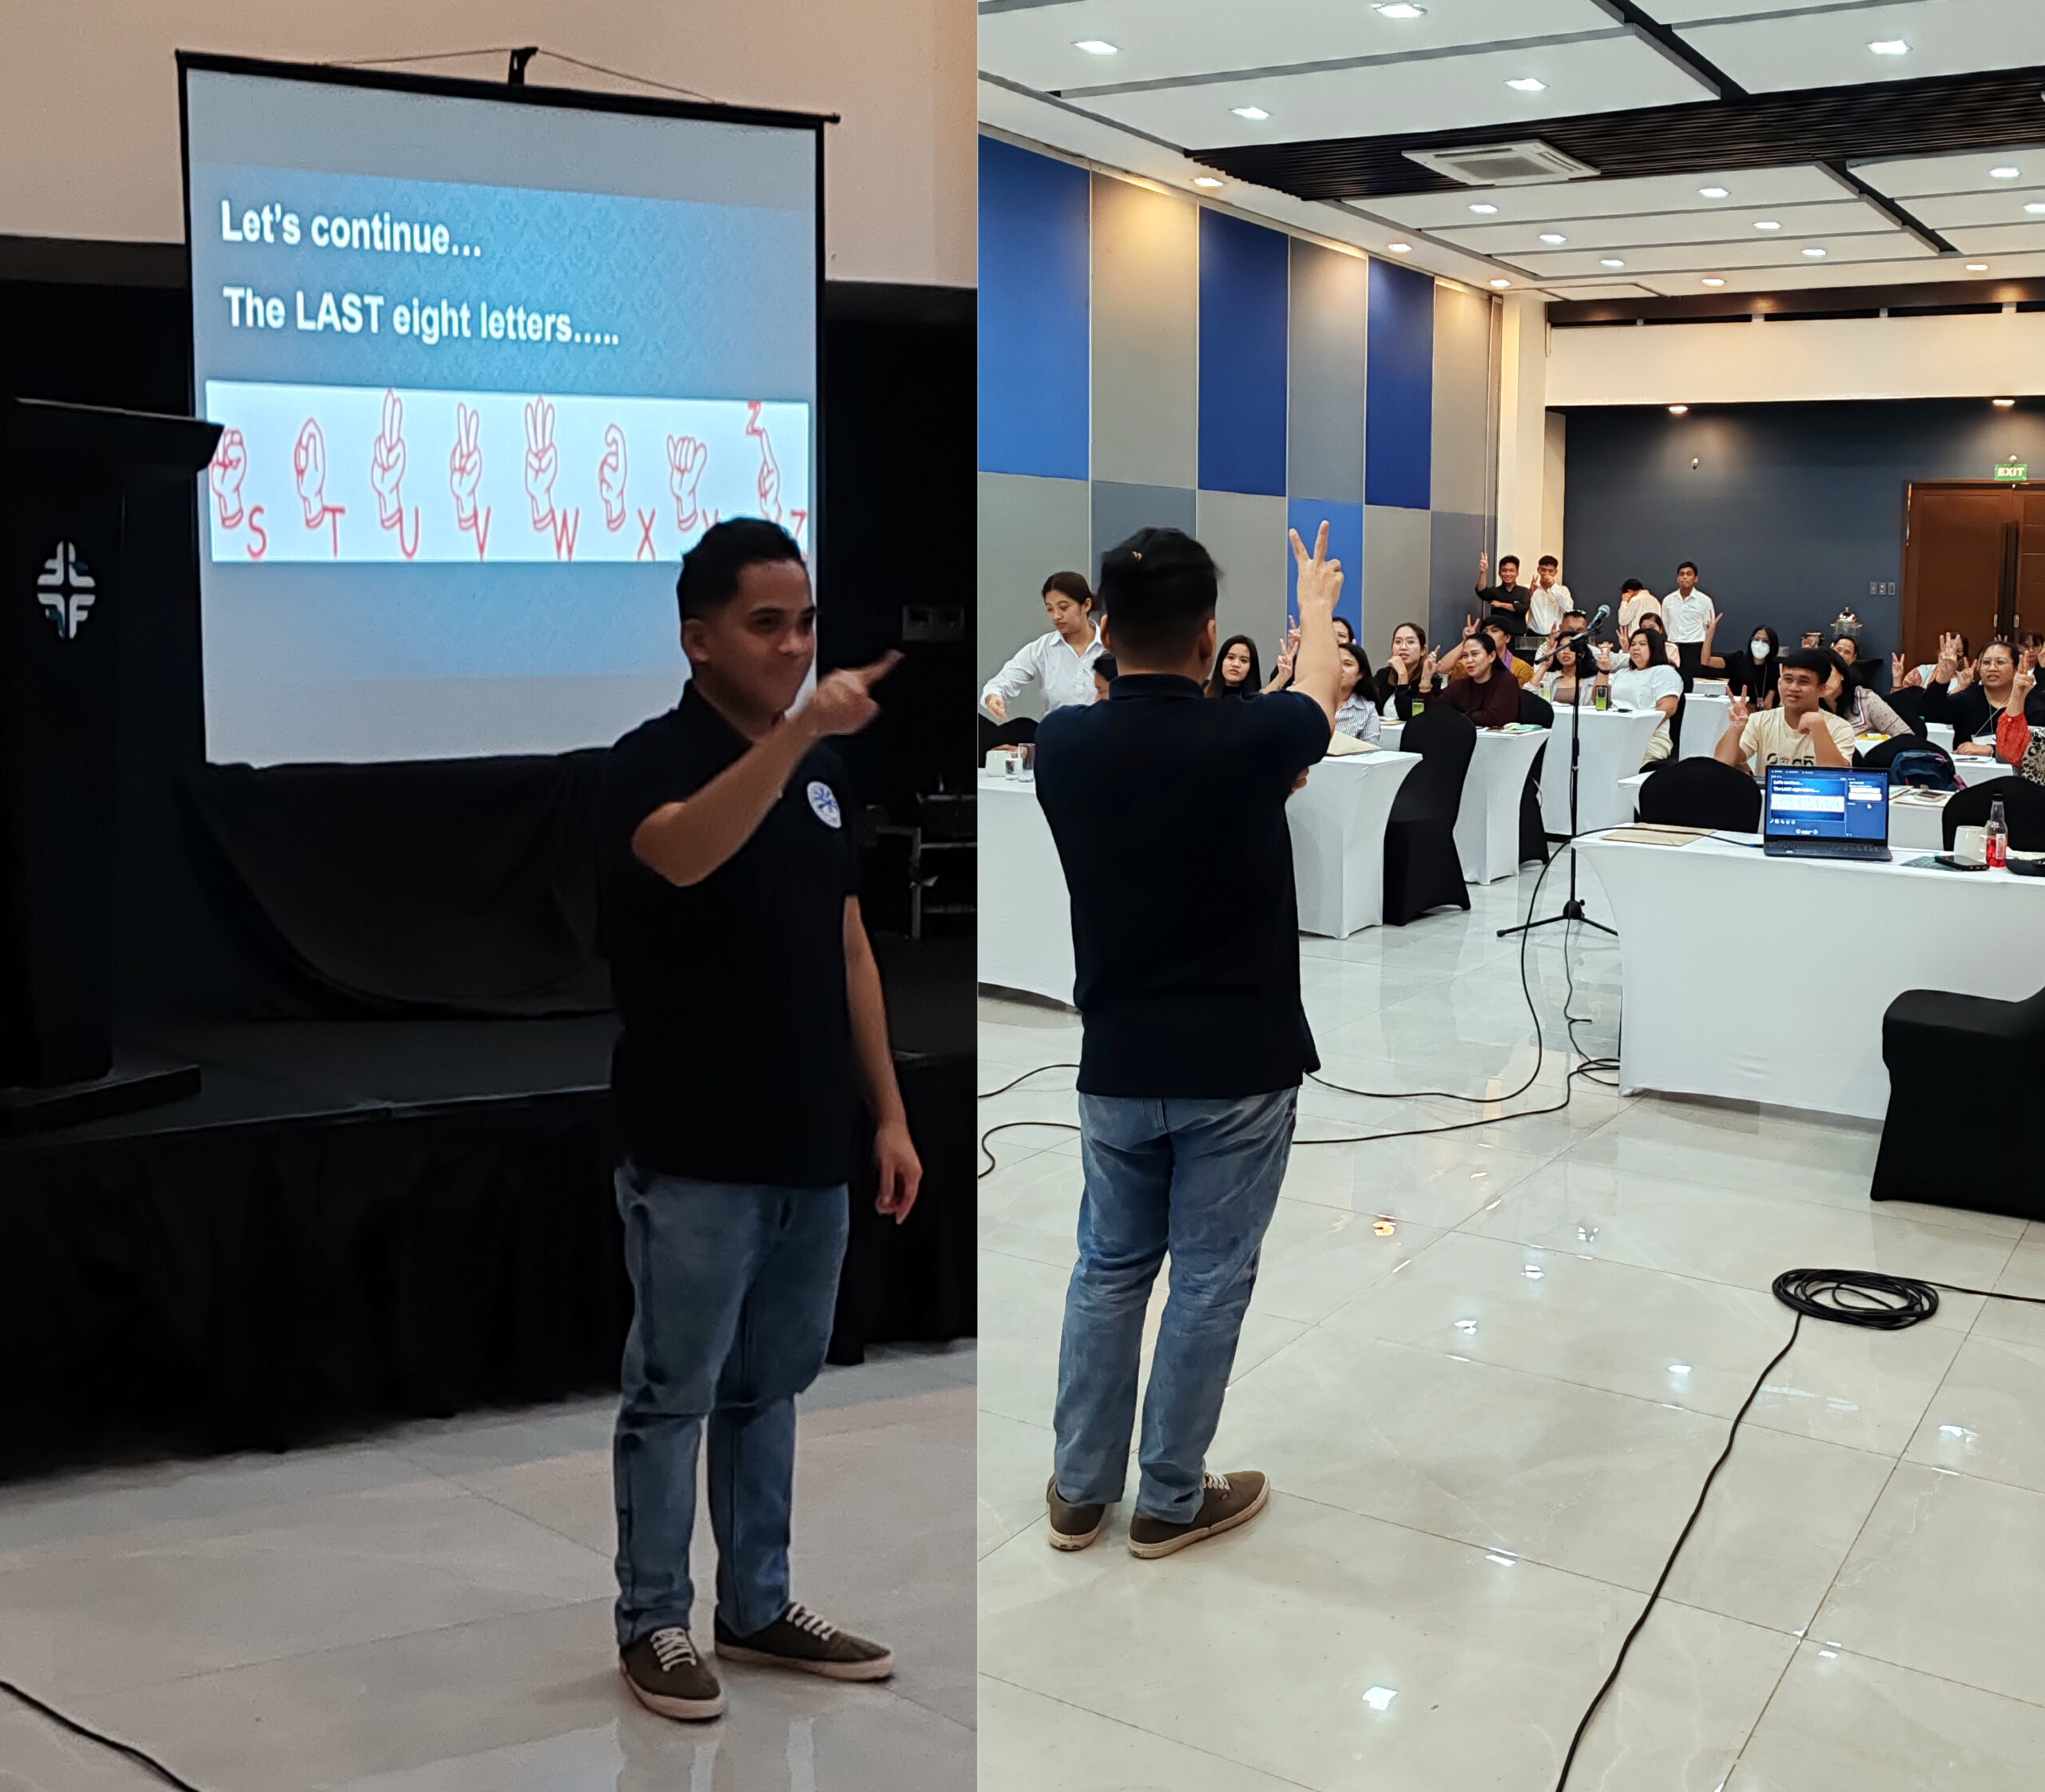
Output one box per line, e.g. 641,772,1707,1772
981,572,1102,721
1607,627,1684,765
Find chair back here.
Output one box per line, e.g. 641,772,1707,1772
1518,689,1555,729
1941,775,2045,850
1883,685,1929,736
1858,733,1949,775
1669,693,1686,758
977,715,1038,761
1636,757,1762,832
1389,704,1476,824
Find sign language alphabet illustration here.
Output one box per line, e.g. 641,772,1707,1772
449,401,490,560
209,427,247,530
599,423,629,532
745,399,783,525
292,419,344,558
369,389,419,560
523,395,559,530
666,433,711,536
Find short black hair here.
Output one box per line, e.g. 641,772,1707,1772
1779,647,1834,681
1538,554,1559,569
1466,630,1499,658
1094,653,1118,683
1098,527,1217,660
1620,578,1648,594
677,518,805,622
1042,570,1094,609
1498,554,1520,569
1482,618,1514,645
1561,609,1587,624
1678,560,1699,576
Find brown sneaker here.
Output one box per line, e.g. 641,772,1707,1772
1046,1476,1107,1551
1126,1470,1269,1560
714,1603,895,1681
619,1626,725,1720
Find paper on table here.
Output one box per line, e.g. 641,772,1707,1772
1601,824,1712,847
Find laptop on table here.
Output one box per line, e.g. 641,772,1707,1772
1762,764,1892,862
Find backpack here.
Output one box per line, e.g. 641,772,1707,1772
1886,746,1956,792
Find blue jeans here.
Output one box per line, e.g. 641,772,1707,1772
1052,1090,1296,1524
612,1166,848,1648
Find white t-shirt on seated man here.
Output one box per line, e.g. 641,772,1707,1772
1713,650,1856,777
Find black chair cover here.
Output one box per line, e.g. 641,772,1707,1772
1515,689,1553,867
1941,776,2045,850
1636,757,1762,832
1383,705,1475,925
1883,685,1930,736
977,715,1038,761
1857,734,1949,774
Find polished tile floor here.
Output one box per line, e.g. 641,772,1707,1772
0,1345,974,1792
979,865,2045,1791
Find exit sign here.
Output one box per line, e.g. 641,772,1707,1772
1997,461,2029,480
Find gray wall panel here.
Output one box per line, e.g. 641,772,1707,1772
979,470,1094,704
1197,490,1290,662
1429,509,1490,654
1288,239,1368,505
1092,175,1199,489
1432,284,1495,522
1362,503,1432,665
1091,480,1197,592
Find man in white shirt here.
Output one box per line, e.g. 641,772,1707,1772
1661,562,1717,678
1526,556,1571,640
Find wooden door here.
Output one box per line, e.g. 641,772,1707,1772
1903,483,2020,667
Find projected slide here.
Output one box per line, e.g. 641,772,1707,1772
184,63,819,766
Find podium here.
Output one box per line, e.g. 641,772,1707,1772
0,395,220,1129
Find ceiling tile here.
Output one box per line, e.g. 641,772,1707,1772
1421,196,1889,254
1511,230,1930,278
1359,165,1849,228
1679,0,2045,96
1852,144,2045,200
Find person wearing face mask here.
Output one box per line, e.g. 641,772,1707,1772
1703,624,1781,709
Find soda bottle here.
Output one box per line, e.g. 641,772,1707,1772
1987,797,2009,869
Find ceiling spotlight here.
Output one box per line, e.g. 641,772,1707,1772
1995,397,2018,407
1868,39,1910,55
1669,405,1690,415
1992,167,2023,180
1539,232,1567,244
1600,257,1626,268
1073,38,1119,54
1754,220,1782,231
1372,2,1428,14
1702,276,1726,286
1192,176,1225,189
1968,261,1991,271
1232,105,1270,120
1699,185,1730,199
1387,240,1413,253
1505,77,1548,93
1490,278,1511,288
1803,246,1829,257
1469,202,1499,214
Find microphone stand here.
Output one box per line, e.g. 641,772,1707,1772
1499,653,1614,940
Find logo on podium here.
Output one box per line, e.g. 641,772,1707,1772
36,542,95,639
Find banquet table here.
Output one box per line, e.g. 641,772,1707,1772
978,772,1074,1005
1580,832,2045,1118
1537,705,1665,836
1678,687,1732,761
1286,748,1421,936
1380,721,1548,883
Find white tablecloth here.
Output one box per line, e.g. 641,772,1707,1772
1539,706,1666,835
1927,721,1955,753
1380,723,1548,883
1581,834,2045,1118
1678,689,1732,760
1286,749,1421,936
977,773,1074,1005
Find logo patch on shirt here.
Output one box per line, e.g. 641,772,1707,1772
806,781,842,828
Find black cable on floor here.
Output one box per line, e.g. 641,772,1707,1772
1552,1266,2045,1791
0,1678,207,1792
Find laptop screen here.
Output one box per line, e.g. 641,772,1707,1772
1764,765,1890,844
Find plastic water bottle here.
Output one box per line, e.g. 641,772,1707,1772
1987,798,2009,868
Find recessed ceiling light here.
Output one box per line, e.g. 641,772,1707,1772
1669,404,1690,415
1387,241,1413,253
1539,232,1567,244
1073,38,1119,55
1373,2,1428,15
1868,38,1909,55
1992,167,2023,180
1968,261,1991,271
1754,220,1781,231
1702,276,1726,286
1505,77,1548,93
1803,246,1828,258
1232,105,1270,121
1600,257,1626,268
1995,397,2018,407
2027,202,2045,215
1490,277,1511,288
1469,202,1499,214
1699,185,1730,199
1192,176,1225,189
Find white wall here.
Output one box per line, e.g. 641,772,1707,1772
0,0,973,287
1547,308,2045,408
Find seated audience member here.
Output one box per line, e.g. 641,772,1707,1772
1526,555,1571,641
983,570,1103,721
1830,634,1865,680
1707,624,1781,707
1922,636,2019,753
1536,631,1600,707
1454,618,1538,687
1713,648,1856,776
1894,634,1969,691
1428,629,1522,729
1995,662,2045,782
1333,617,1356,647
1609,627,1683,764
1376,622,1431,719
1092,653,1118,705
1474,551,1530,638
1206,633,1265,699
1821,650,1909,738
1533,609,1590,670
1332,642,1384,743
1617,578,1662,636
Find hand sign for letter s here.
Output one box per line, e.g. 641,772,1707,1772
210,427,247,529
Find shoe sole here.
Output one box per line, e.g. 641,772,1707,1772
619,1661,725,1721
1127,1479,1271,1560
716,1642,895,1682
1048,1518,1102,1552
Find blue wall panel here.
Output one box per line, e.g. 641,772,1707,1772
1286,499,1364,635
1197,210,1289,497
1365,259,1434,511
978,138,1090,480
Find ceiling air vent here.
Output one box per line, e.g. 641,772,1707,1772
1404,141,1598,187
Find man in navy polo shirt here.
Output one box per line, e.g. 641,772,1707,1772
1033,522,1342,1559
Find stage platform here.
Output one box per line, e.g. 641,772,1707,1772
0,938,972,1479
